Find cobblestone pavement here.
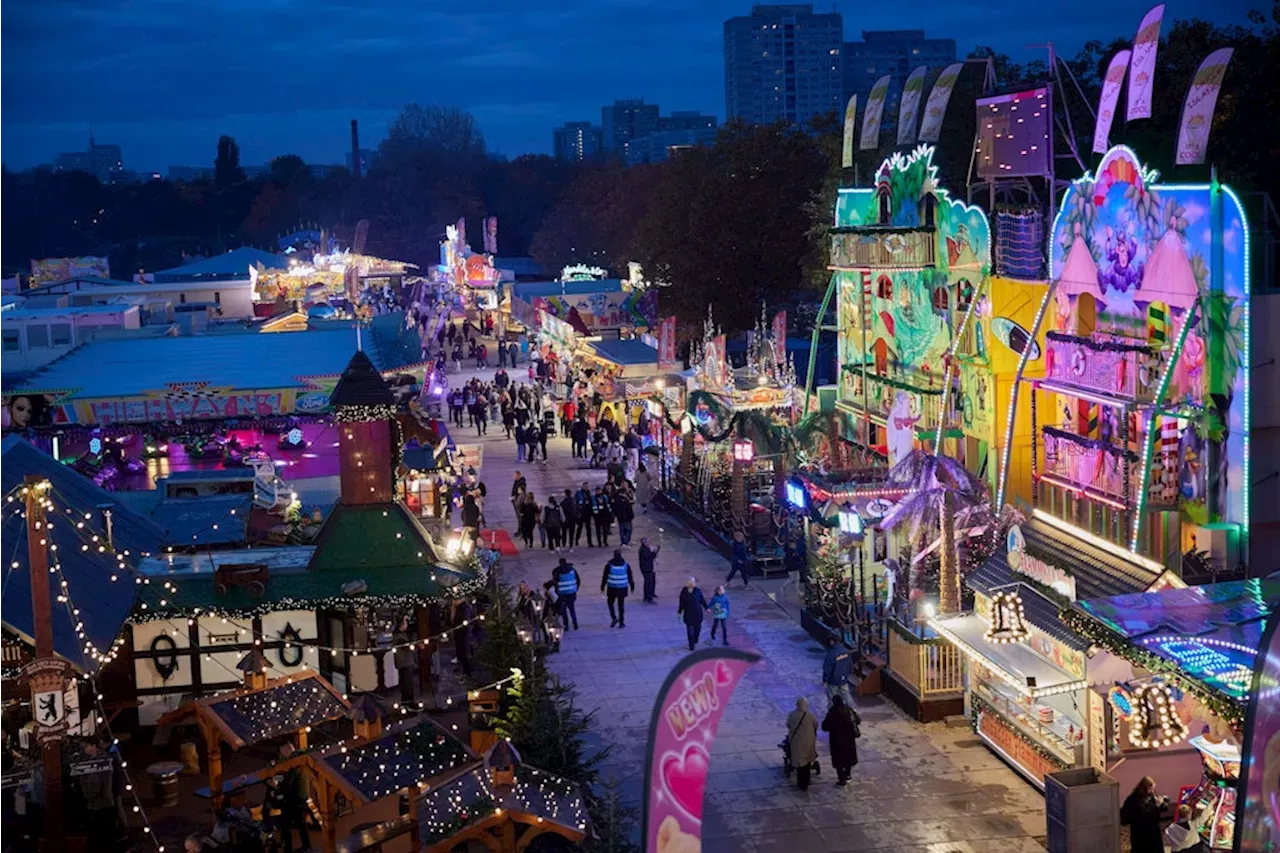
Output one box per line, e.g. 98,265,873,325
441,360,1049,853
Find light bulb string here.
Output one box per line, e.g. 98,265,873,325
38,484,487,657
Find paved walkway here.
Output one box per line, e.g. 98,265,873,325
437,359,1050,853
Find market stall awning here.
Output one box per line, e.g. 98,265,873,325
968,512,1172,602
159,670,351,750
1,436,163,671
586,339,658,367
928,613,1087,699
1063,576,1280,707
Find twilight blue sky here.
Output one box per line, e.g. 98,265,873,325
1,0,1255,172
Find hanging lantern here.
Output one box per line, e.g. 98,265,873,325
838,505,864,537
983,591,1030,644
1128,681,1189,749
732,438,755,463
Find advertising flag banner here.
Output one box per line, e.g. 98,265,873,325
642,649,760,853
860,75,891,151
1093,50,1132,153
918,62,964,143
1127,4,1165,120
896,66,929,146
1235,608,1280,852
1175,48,1234,165
772,310,787,366
483,216,498,255
658,316,679,371
841,95,858,168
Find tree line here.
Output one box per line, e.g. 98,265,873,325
3,9,1273,338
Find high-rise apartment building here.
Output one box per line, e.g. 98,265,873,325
723,4,843,127
601,99,661,158
552,122,604,162
842,30,956,130
53,135,125,183
627,112,719,166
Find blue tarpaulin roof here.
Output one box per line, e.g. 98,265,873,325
1,436,163,671
151,495,252,548
16,327,412,400
587,339,658,366
153,247,288,281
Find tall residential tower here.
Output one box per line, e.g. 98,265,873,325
723,4,843,128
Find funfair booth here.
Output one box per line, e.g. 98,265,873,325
1061,577,1279,850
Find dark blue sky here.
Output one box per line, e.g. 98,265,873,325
1,0,1254,172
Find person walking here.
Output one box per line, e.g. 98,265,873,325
821,694,860,787
511,471,527,518
552,557,581,630
474,396,488,436
1121,776,1169,853
822,635,856,708
508,340,519,368
543,496,563,550
600,550,634,627
635,464,653,513
592,486,613,547
623,429,641,477
393,616,416,705
571,416,589,459
575,483,595,547
537,419,550,463
708,585,730,645
613,489,635,546
785,698,819,792
639,537,660,602
677,578,708,651
726,530,751,588
514,422,528,462
559,489,579,552
515,581,545,643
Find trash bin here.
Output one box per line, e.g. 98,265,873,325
1044,767,1119,853
146,761,184,808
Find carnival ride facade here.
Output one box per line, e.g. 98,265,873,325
997,145,1252,571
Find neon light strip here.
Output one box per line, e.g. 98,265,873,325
1223,185,1252,550
1141,634,1258,657
1036,472,1130,510
936,276,986,451
1034,508,1165,573
1130,312,1195,552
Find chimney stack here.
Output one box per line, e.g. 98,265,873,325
350,119,361,179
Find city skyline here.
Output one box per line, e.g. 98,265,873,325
2,0,1253,173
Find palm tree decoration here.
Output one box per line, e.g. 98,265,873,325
878,449,995,614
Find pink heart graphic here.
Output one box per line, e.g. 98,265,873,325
714,660,734,686
661,743,710,821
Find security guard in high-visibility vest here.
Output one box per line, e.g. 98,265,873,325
552,558,581,630
600,550,635,628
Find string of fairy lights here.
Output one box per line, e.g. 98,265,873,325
16,477,532,850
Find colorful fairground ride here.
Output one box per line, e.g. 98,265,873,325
995,144,1252,577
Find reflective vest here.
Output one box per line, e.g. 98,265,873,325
557,569,579,595
607,561,630,588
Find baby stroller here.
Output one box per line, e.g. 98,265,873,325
779,737,821,779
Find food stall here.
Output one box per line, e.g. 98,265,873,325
1060,576,1279,848
928,513,1187,790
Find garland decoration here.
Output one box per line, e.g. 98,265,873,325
1058,608,1246,728
1045,330,1155,354
970,695,1071,768
1042,426,1141,462
840,364,946,395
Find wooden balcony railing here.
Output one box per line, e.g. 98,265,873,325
830,228,937,269
1044,333,1159,402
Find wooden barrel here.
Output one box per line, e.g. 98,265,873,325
146,761,183,808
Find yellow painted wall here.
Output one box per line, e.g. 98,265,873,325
987,277,1049,507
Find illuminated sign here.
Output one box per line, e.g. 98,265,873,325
560,264,607,282
1006,525,1077,600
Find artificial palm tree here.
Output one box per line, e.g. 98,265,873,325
878,449,994,614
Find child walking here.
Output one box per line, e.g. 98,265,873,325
709,585,730,645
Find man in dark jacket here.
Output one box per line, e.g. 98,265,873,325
511,471,527,520
592,487,613,547
77,741,119,841
613,491,635,546
538,421,550,462
551,557,581,629
573,483,594,546
560,488,580,550
639,537,660,602
677,578,709,650
600,550,635,628
571,417,589,458
822,636,856,707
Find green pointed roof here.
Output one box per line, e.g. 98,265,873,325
329,350,396,408
307,501,443,573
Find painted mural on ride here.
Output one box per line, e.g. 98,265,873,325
1046,145,1249,535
